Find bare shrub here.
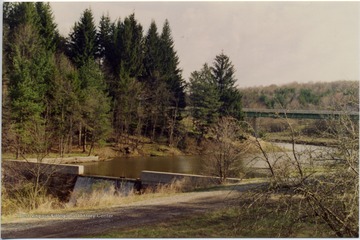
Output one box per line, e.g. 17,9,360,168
1,176,62,216
241,109,358,237
202,117,250,183
69,181,129,208
234,188,332,237
259,118,290,133
151,176,215,195
1,159,67,214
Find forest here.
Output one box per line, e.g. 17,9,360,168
2,2,242,158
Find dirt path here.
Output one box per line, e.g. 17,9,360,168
1,182,265,238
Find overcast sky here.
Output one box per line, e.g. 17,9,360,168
50,1,359,88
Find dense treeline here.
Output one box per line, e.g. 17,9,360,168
241,81,359,111
2,3,242,157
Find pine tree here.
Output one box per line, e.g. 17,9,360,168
120,13,144,78
149,19,186,145
49,54,81,156
189,64,221,126
68,8,97,68
211,53,236,96
211,52,243,120
35,2,59,52
8,24,52,158
5,2,39,33
97,14,112,62
114,67,144,138
108,14,145,140
159,19,186,108
143,20,161,82
78,60,111,153
142,20,165,139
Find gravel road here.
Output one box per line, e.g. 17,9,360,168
1,182,265,238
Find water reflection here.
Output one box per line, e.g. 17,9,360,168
82,155,204,178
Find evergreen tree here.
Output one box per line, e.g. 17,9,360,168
143,20,161,82
8,24,52,158
78,60,111,153
211,53,236,96
106,14,145,140
97,14,112,62
142,21,165,139
114,68,144,138
211,52,242,119
5,2,39,33
147,19,186,145
2,3,12,152
4,2,62,157
68,8,97,68
35,2,59,52
48,53,81,156
119,13,144,79
189,64,221,127
189,53,243,128
159,19,186,108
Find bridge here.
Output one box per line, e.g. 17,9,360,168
243,108,359,120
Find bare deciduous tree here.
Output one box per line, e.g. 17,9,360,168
203,117,250,183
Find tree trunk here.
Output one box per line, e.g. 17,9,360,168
59,135,64,158
67,118,73,153
82,127,87,153
168,105,178,147
88,141,94,156
151,114,158,141
78,122,82,147
16,135,21,159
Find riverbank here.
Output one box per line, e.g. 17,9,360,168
264,132,336,146
1,132,327,163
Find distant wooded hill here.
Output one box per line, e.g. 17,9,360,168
240,80,359,111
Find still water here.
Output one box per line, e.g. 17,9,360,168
82,143,327,179
82,155,204,178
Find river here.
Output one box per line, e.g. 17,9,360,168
81,143,329,179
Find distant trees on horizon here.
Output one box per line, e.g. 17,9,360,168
241,80,359,111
